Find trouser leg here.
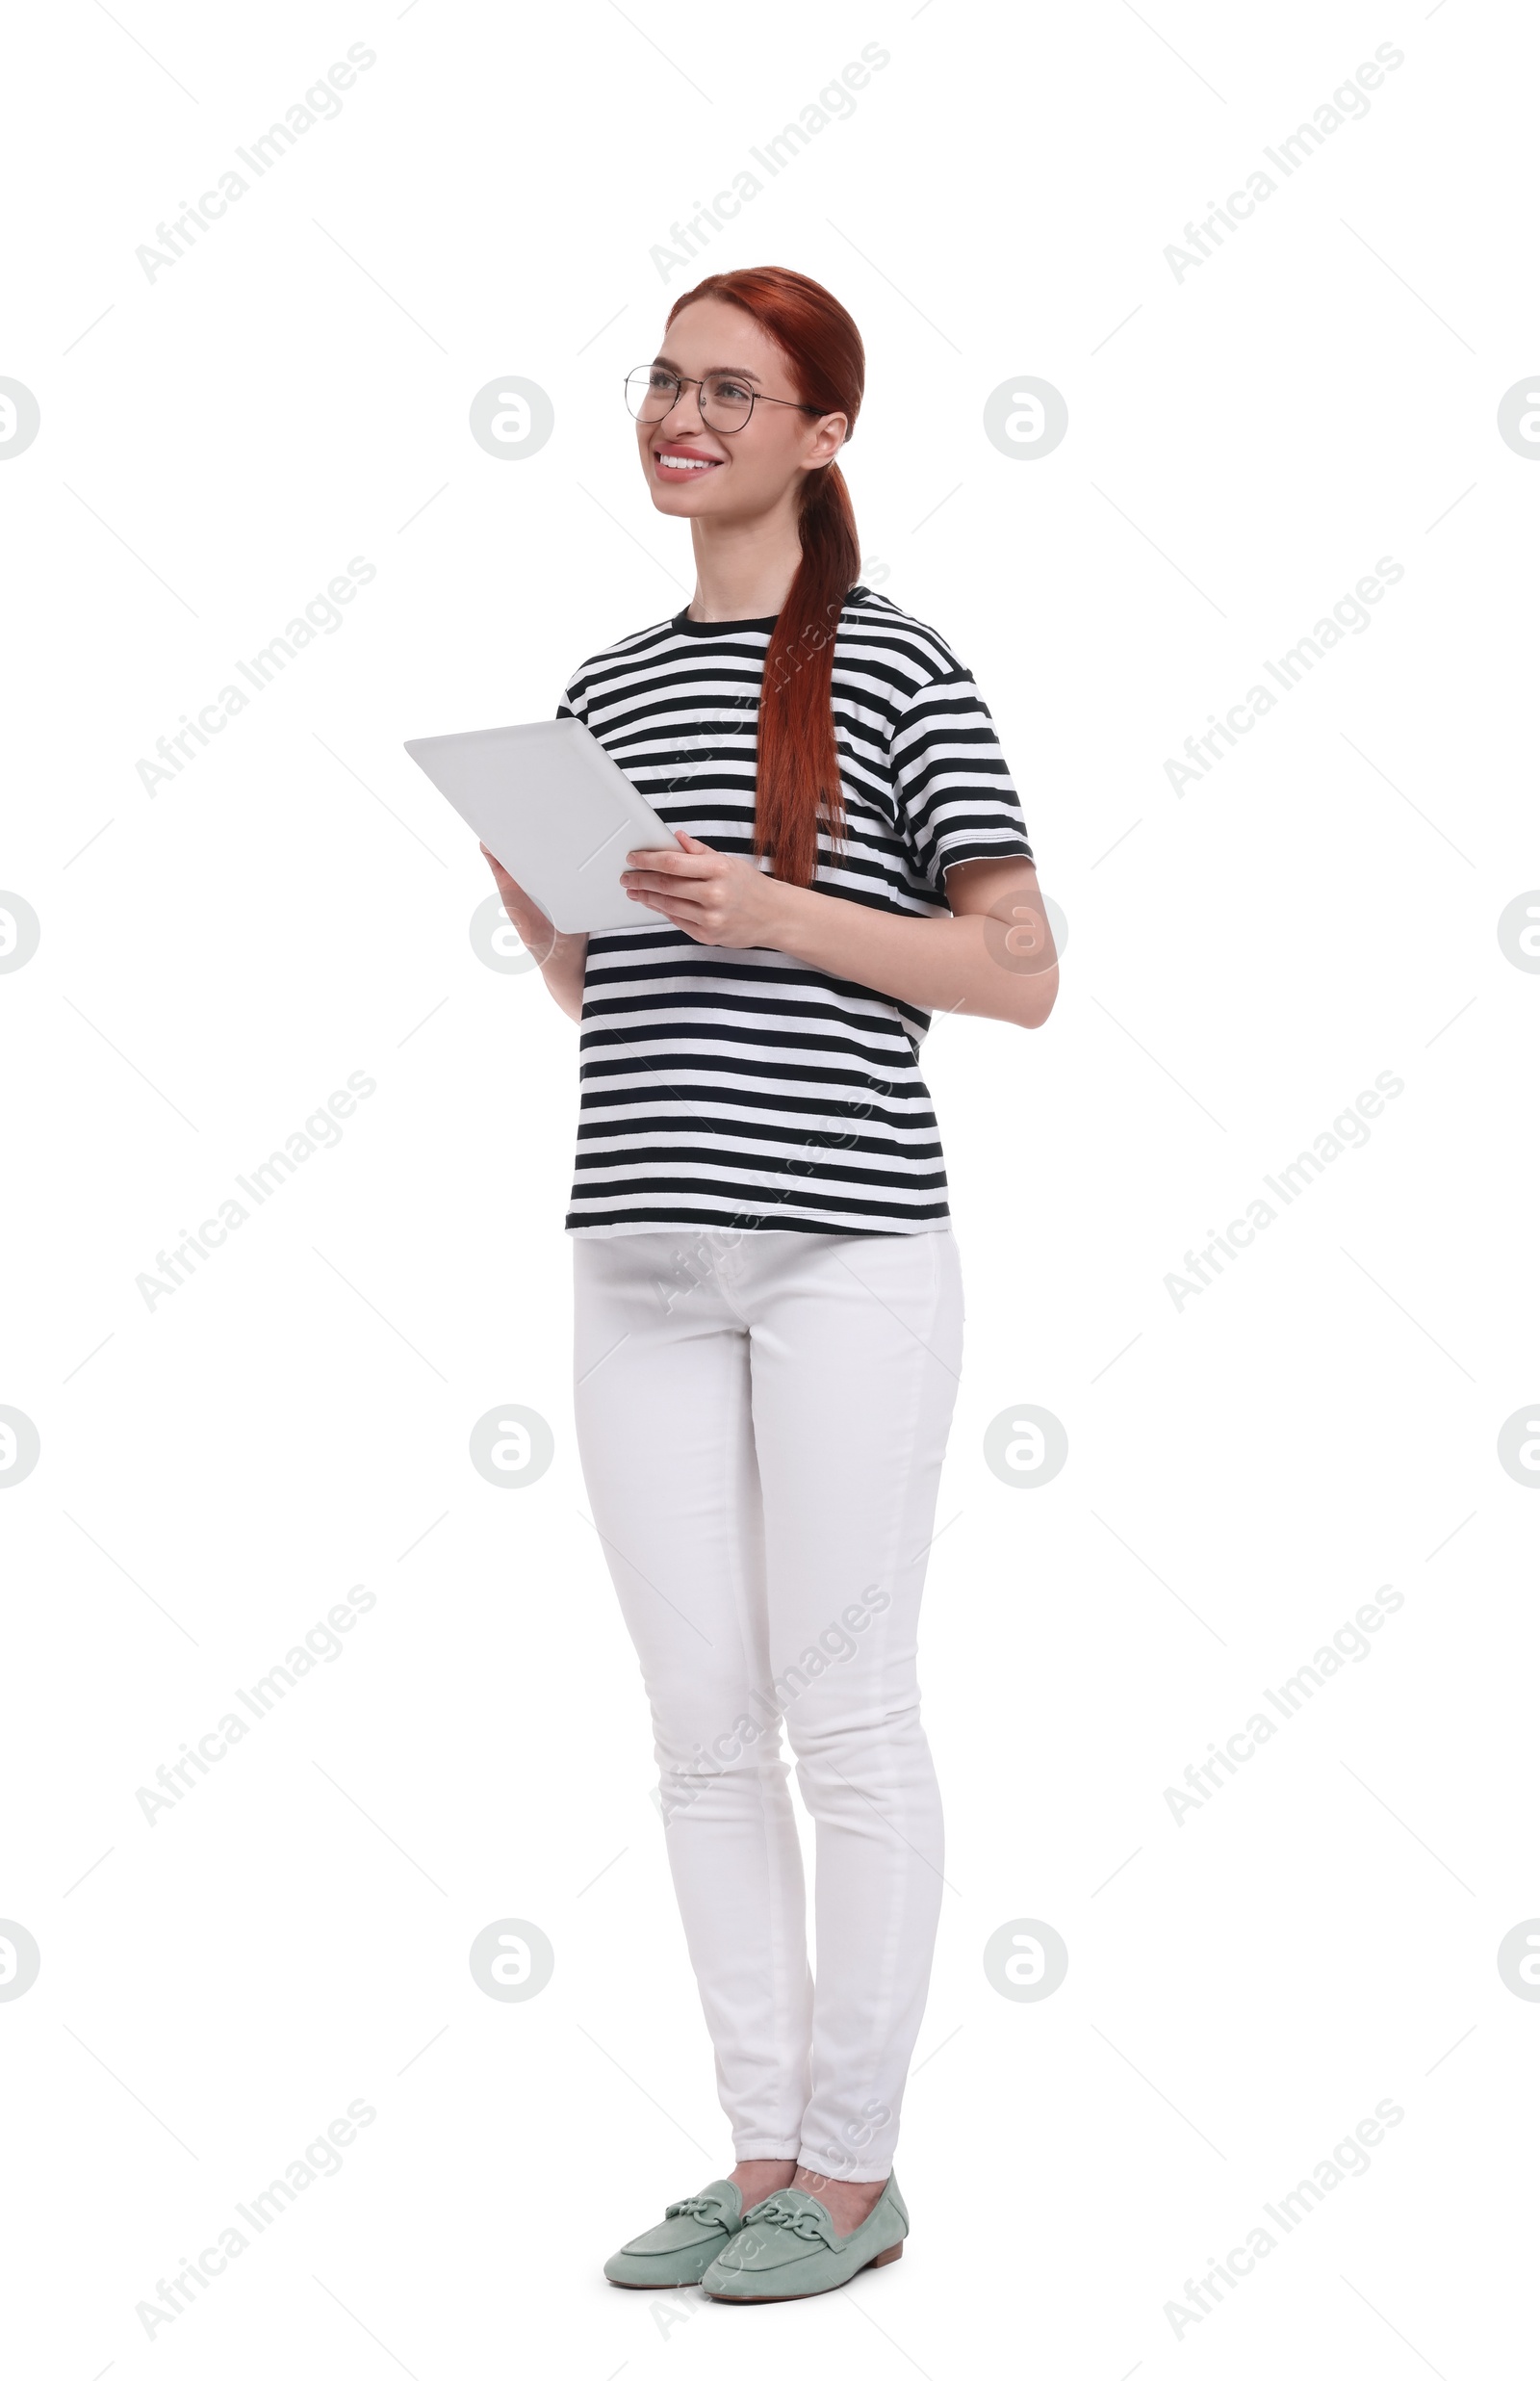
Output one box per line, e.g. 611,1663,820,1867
734,1228,965,2182
572,1229,811,2158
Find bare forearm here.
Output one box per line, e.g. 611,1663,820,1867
768,882,1057,1028
531,927,588,1022
618,837,1057,1027
480,846,588,1022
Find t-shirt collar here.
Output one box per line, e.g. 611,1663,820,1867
670,584,867,635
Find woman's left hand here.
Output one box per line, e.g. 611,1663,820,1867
621,830,793,947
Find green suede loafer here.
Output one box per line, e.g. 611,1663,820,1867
699,2175,909,2303
604,2180,750,2289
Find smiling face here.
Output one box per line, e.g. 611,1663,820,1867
636,296,848,528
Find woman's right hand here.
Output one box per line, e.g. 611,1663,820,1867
479,842,556,963
478,842,588,1022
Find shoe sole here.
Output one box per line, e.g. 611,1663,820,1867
606,2274,711,2290
701,2239,903,2303
606,2191,786,2286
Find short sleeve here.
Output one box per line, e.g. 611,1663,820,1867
555,668,587,725
890,667,1034,894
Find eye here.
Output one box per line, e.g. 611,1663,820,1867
710,378,752,403
648,369,677,391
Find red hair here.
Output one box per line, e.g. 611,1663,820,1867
664,267,863,890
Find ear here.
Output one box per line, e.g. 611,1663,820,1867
804,411,849,468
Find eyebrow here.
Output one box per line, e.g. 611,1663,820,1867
653,353,763,383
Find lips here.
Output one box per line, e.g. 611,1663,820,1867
654,444,724,477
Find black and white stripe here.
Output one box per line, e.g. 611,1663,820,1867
557,584,1034,1236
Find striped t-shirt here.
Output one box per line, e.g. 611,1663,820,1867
557,583,1034,1236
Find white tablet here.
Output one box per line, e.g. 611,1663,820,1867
403,715,680,932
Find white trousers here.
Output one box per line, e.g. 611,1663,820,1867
571,1224,964,2182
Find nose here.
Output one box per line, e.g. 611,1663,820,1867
658,379,706,436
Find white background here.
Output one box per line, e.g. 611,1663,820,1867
3,1,1537,2373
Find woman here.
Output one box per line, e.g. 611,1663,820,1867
482,266,1057,2303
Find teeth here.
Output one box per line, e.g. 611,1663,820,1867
658,454,716,471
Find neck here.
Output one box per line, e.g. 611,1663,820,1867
685,497,806,622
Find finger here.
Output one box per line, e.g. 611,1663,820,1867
632,895,716,929
623,847,718,875
626,881,710,914
631,903,715,941
621,870,719,900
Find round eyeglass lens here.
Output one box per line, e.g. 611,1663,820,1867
625,369,756,429
700,375,754,429
626,368,675,419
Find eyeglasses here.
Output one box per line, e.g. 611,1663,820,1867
625,365,824,435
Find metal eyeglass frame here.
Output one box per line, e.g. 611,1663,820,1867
626,366,827,434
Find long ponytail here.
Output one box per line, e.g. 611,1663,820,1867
663,267,864,891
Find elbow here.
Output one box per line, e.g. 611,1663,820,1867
970,901,1058,1029
1006,961,1059,1031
